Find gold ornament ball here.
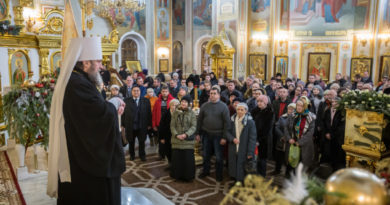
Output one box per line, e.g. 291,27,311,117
325,168,388,205
23,78,36,88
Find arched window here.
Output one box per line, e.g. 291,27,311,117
201,41,211,72
121,39,137,67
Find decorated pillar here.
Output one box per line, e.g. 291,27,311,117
154,0,172,74
13,6,24,30
39,49,50,76
184,0,193,74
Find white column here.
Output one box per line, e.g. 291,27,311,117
212,0,218,36
145,0,155,74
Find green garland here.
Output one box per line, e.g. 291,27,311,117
338,90,390,119
3,75,56,150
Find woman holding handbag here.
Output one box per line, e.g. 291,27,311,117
286,96,316,175
170,96,197,181
227,103,257,183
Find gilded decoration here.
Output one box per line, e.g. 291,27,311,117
50,51,61,73
206,27,235,79
19,0,33,7
300,43,339,82
39,8,64,35
8,49,32,85
343,109,390,172
0,34,38,48
36,35,62,48
39,49,50,75
12,6,24,29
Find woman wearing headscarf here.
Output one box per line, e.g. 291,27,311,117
170,96,197,181
272,103,295,176
251,95,274,177
158,99,180,168
286,96,316,174
226,103,257,182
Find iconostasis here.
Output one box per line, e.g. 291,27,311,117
1,0,390,90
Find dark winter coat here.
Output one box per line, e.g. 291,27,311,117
122,97,152,140
251,105,274,159
272,98,291,122
226,114,257,181
158,111,172,142
322,108,346,169
288,112,316,168
274,113,293,152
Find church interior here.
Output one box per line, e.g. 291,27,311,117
0,0,390,204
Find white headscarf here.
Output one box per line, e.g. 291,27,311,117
47,37,102,198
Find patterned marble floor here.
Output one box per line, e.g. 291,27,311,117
120,151,286,205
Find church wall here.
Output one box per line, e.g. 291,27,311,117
0,47,40,87
192,0,212,73
1,0,390,84
216,0,238,78
272,0,380,83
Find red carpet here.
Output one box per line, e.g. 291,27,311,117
0,151,26,205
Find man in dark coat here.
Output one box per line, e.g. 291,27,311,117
56,37,126,205
120,76,133,98
271,88,291,175
221,80,243,103
100,65,111,86
251,95,274,177
122,86,152,161
316,90,336,164
169,79,180,98
119,65,128,80
322,98,346,171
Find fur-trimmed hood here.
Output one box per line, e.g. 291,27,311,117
231,113,253,126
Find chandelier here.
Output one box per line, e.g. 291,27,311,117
96,0,146,23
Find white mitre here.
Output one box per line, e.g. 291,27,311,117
47,37,102,198
78,37,102,61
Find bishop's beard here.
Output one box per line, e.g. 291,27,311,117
86,66,102,86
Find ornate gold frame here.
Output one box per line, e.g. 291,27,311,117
274,55,289,80
50,51,61,73
248,53,267,80
39,8,64,35
350,57,373,78
8,49,32,85
206,28,235,79
0,0,10,21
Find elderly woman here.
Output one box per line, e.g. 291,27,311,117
109,84,123,100
251,95,274,177
310,85,323,115
272,103,295,176
158,99,180,167
286,96,316,174
170,96,197,181
227,103,257,182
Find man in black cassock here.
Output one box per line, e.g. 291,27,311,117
55,37,126,205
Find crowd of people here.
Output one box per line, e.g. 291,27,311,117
102,66,390,184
